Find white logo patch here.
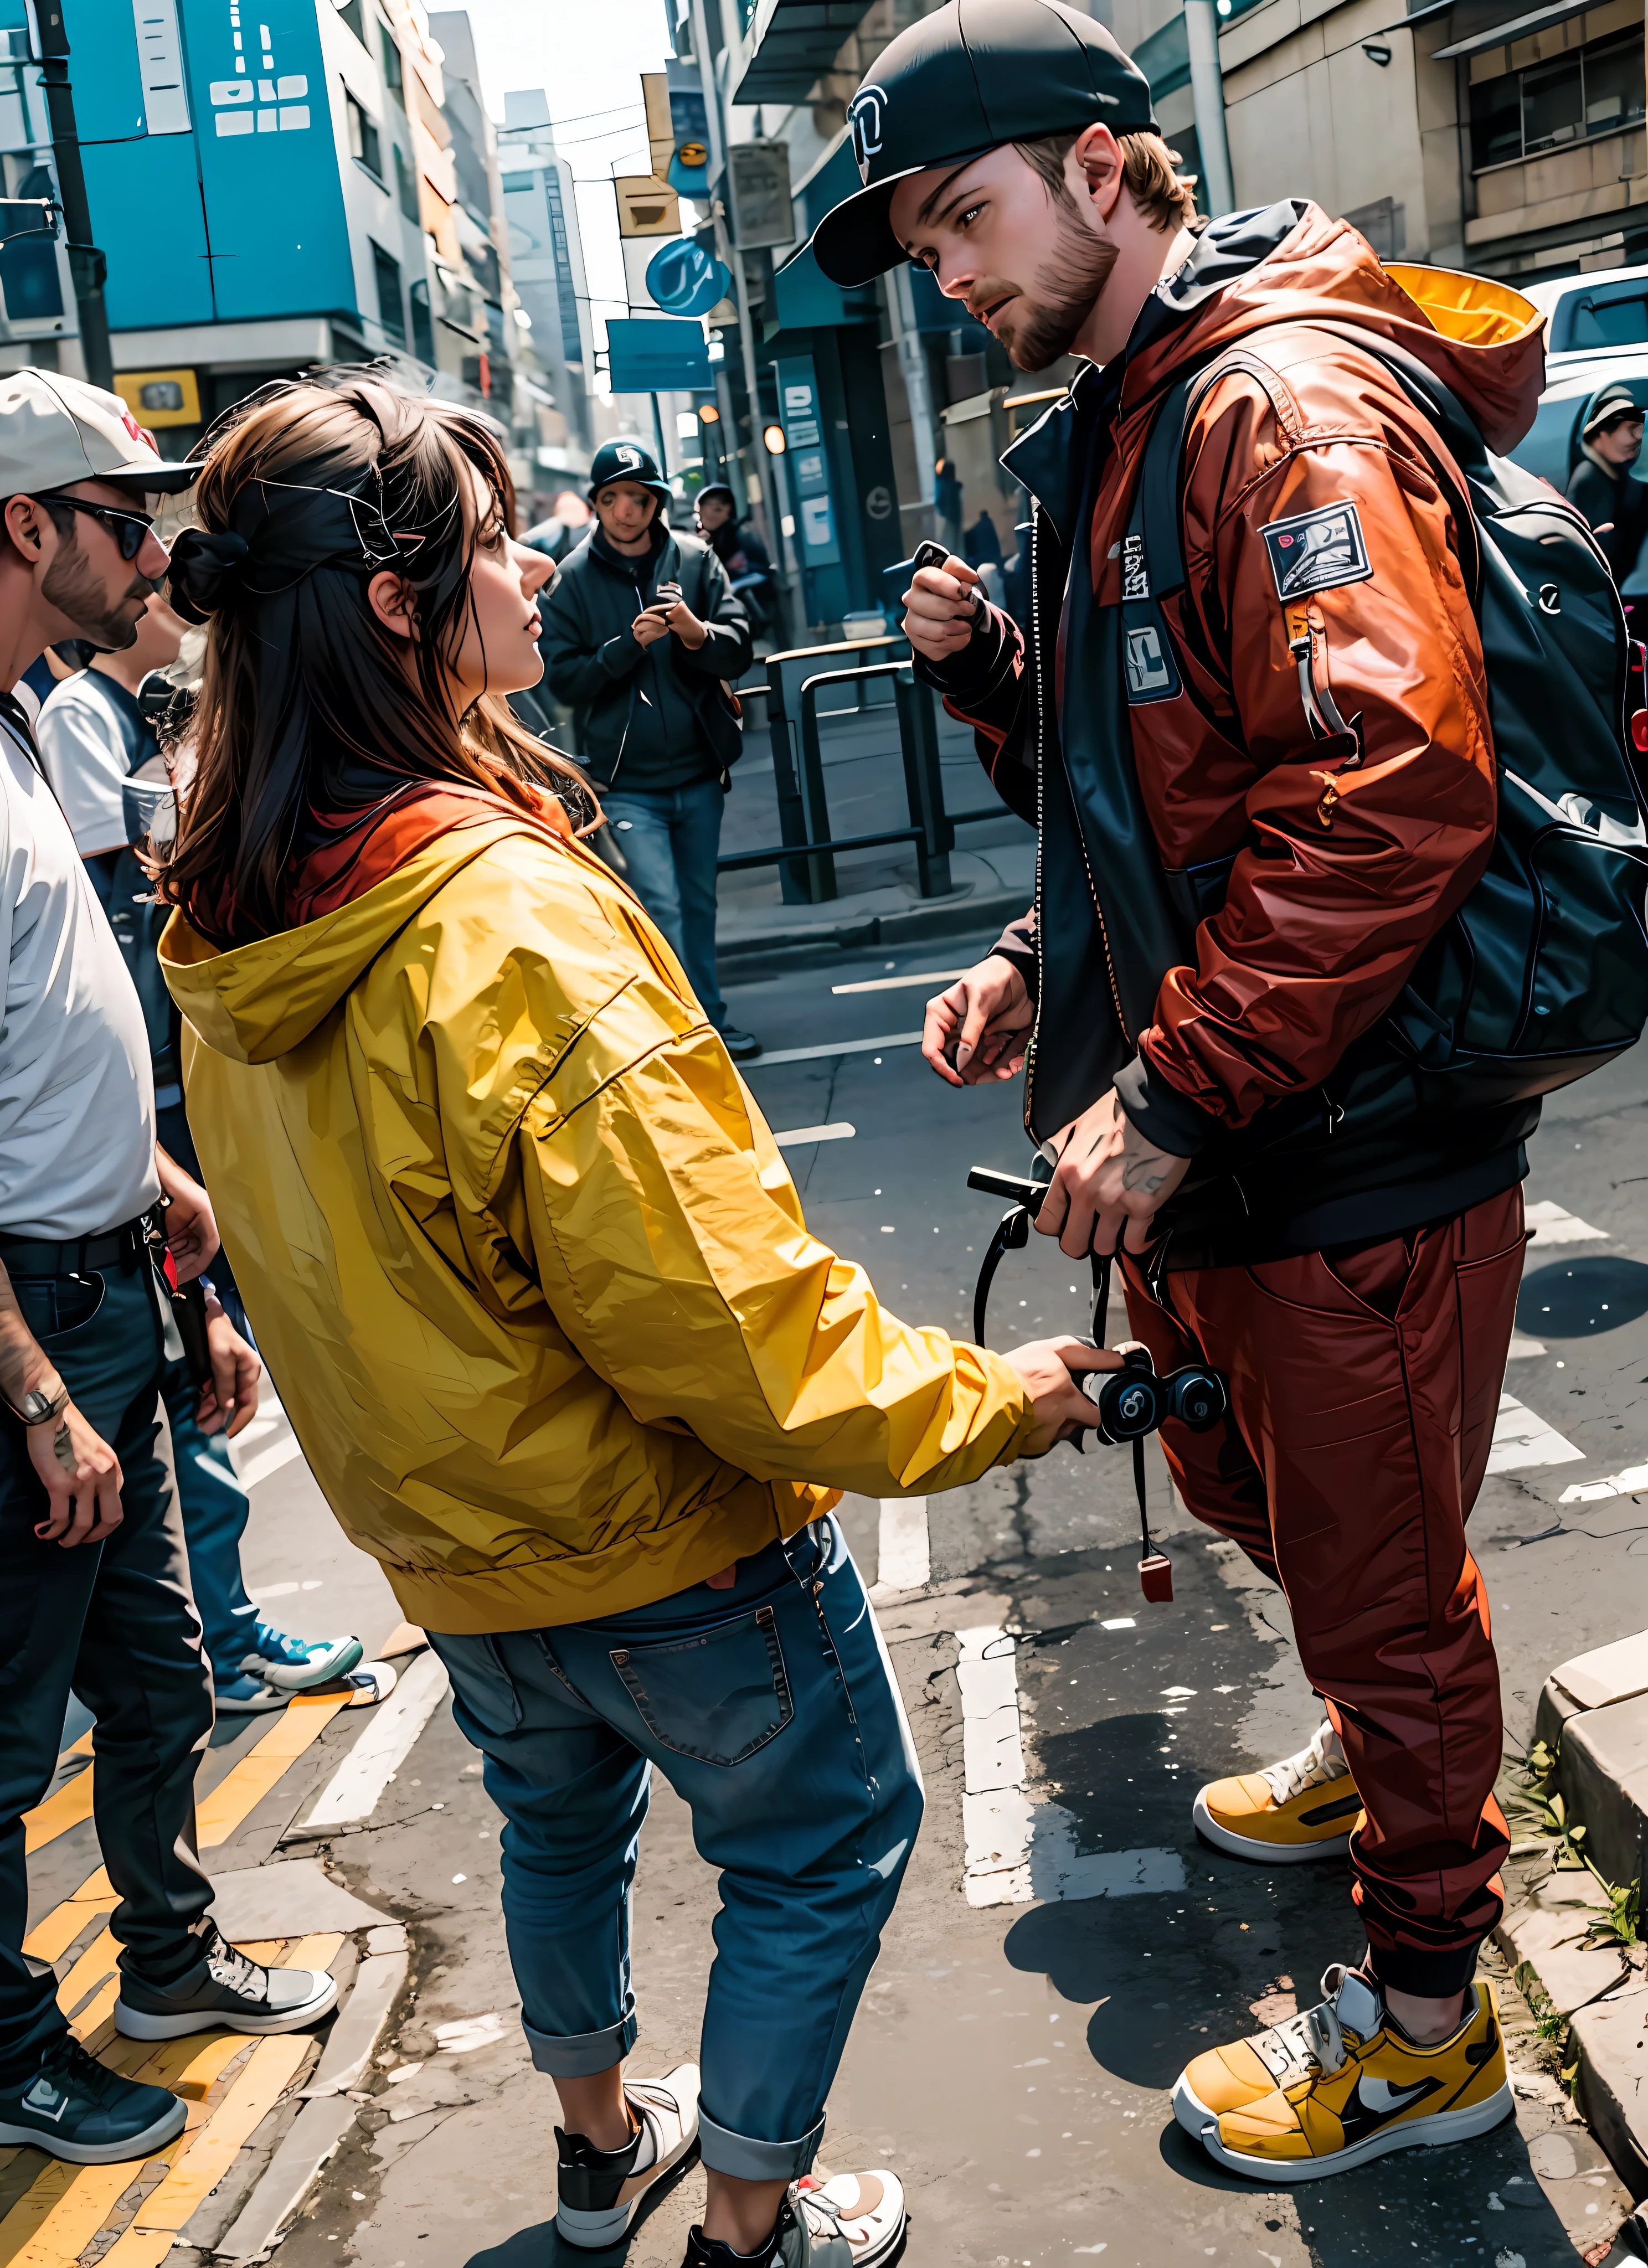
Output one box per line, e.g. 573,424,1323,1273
1260,498,1373,601
1356,2075,1431,2117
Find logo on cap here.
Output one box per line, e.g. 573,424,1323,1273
615,445,643,472
849,84,887,181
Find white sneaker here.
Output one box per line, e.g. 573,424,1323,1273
555,2062,700,2249
794,2169,907,2265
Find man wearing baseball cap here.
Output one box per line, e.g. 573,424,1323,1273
0,373,338,2168
813,0,1549,2184
1567,380,1648,586
541,437,762,1058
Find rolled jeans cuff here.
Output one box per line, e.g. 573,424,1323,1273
523,2012,637,2076
698,2104,826,2182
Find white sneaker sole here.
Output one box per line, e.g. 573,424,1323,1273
253,1637,365,1690
114,1970,338,2041
1191,1787,1357,1864
1186,2078,1515,2182
555,2067,700,2250
0,2091,186,2162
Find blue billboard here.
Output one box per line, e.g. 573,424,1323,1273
67,0,354,334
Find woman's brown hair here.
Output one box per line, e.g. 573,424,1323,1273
159,370,584,946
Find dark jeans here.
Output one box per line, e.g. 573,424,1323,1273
604,778,727,1025
426,1517,923,2180
162,1360,258,1682
0,1262,214,2081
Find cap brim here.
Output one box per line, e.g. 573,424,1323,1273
99,456,204,497
811,161,961,287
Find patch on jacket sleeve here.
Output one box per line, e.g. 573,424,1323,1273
1260,499,1372,601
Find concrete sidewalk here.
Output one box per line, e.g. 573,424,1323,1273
715,826,1034,975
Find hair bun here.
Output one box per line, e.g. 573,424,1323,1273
168,527,250,623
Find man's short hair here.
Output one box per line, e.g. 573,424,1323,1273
1013,128,1199,235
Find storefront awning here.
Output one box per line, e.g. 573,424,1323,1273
732,0,880,105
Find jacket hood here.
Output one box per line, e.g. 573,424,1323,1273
159,818,533,1065
1126,199,1545,456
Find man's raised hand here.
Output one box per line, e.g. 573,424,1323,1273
901,551,982,664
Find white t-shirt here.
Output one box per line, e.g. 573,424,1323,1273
36,671,134,856
0,723,158,1238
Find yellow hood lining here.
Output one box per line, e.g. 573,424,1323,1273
1387,262,1542,349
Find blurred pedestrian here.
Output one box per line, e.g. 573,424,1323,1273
156,372,1111,2268
694,483,775,642
1567,382,1648,584
0,372,338,2171
540,440,761,1061
934,453,964,551
36,592,182,905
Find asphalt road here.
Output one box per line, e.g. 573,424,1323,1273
249,928,1648,2265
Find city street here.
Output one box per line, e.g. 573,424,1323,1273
14,924,1648,2268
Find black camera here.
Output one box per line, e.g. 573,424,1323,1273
1081,1340,1228,1445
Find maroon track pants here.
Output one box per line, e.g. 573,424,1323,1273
1119,1186,1525,1997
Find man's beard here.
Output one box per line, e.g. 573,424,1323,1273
41,535,152,651
988,204,1119,372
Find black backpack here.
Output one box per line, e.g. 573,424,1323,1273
1129,330,1648,1111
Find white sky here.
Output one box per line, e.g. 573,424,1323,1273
459,0,674,364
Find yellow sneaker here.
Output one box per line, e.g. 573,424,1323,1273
1175,1967,1512,2182
1192,1719,1364,1863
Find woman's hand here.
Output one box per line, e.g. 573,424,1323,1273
922,956,1033,1086
1001,1337,1121,1456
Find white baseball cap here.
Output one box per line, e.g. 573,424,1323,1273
0,367,199,499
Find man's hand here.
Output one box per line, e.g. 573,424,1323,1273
29,1396,123,1548
632,609,671,648
657,583,708,650
1038,1089,1192,1261
902,551,982,666
1002,1336,1121,1456
923,955,1033,1087
155,1145,220,1282
196,1297,261,1440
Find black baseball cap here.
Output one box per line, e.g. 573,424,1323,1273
587,438,671,505
811,0,1157,287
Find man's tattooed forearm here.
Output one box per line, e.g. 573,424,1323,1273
1121,1154,1173,1195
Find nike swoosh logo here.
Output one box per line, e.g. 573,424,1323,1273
1357,2076,1432,2116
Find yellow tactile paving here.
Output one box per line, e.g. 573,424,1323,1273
66,1977,120,2045
195,1693,349,1849
0,2156,158,2268
19,1735,97,1859
53,1930,115,2020
22,1898,115,1966
91,2230,172,2268
130,2033,308,2232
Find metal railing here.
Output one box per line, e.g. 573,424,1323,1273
723,636,1017,905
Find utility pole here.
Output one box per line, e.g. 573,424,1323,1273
888,263,938,537
34,3,113,390
1183,0,1235,217
687,0,791,636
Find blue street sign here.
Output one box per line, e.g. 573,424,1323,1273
606,317,712,395
645,238,731,319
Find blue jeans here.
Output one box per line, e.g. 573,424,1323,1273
426,1518,923,2180
603,778,727,1025
163,1361,258,1682
0,1264,214,2079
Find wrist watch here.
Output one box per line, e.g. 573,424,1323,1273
9,1382,68,1427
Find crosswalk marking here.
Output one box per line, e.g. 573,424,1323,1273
1525,1200,1608,1245
873,1498,930,1595
830,968,969,994
746,1029,922,1068
772,1122,856,1148
1487,1391,1585,1473
1561,1461,1648,1503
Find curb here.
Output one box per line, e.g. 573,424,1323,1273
716,886,1027,982
1509,1630,1648,2198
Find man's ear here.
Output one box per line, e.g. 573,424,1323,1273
3,494,49,566
367,568,418,640
1072,124,1124,221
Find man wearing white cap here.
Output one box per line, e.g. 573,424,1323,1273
0,373,339,2166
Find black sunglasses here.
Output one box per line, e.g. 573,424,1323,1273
33,493,158,562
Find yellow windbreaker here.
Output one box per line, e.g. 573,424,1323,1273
161,818,1033,1634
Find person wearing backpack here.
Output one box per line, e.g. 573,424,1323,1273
540,441,761,1061
811,0,1579,2186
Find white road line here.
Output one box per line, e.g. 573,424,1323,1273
831,968,969,995
773,1121,856,1148
300,1649,452,1828
230,1396,305,1491
748,1030,922,1067
1562,1462,1648,1504
956,1625,1186,1908
1526,1200,1609,1245
1487,1391,1585,1474
872,1497,930,1594
1507,1335,1546,1358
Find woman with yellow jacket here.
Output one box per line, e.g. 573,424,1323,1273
157,377,1106,2268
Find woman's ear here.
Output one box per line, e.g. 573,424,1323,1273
367,568,418,641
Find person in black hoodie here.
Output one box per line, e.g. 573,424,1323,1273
540,442,759,1059
1567,380,1648,591
695,483,775,641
